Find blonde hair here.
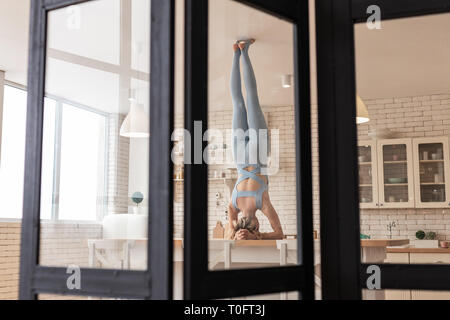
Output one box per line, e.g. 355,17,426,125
230,216,262,240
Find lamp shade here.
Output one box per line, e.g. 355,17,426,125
356,95,370,124
120,102,149,138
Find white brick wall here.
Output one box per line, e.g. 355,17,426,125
0,222,20,300
358,93,450,241
106,114,130,215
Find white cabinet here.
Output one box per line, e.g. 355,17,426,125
358,141,379,209
413,137,450,208
359,137,450,209
377,139,415,208
384,252,450,300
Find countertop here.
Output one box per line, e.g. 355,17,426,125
387,246,450,253
361,239,409,247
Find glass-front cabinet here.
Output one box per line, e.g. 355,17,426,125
358,141,379,208
413,137,450,208
377,139,415,208
358,137,450,209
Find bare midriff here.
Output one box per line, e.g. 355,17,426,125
235,166,268,213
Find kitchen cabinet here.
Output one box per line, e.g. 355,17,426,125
377,139,415,208
358,140,379,209
409,253,450,299
384,252,411,300
359,137,450,209
384,250,450,300
413,137,450,208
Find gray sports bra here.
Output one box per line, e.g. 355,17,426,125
232,166,268,211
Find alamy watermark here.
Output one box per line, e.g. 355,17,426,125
66,265,81,290
367,5,382,30
171,121,280,176
366,265,381,290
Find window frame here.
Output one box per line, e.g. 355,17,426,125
19,0,174,300
44,96,109,222
315,0,450,299
1,82,109,223
183,0,314,299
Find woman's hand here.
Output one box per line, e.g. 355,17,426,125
234,229,257,240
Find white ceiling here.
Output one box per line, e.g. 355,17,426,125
0,0,449,111
0,0,29,85
208,0,295,110
355,12,450,100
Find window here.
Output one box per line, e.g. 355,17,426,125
0,84,108,221
57,103,106,221
40,100,108,221
0,85,27,219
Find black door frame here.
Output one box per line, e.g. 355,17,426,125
19,0,174,300
184,0,314,299
316,0,450,299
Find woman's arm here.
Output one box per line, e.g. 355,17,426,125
224,202,239,240
260,194,284,240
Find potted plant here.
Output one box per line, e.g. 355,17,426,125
413,230,439,248
131,191,144,215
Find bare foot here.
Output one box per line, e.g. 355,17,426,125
233,43,239,52
238,39,255,51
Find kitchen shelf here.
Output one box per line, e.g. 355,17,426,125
359,184,372,187
359,162,372,166
420,160,444,163
420,182,445,186
384,183,408,187
384,160,407,164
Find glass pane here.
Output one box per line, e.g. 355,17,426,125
47,0,120,65
383,144,409,203
359,145,374,203
355,12,450,276
418,143,446,202
0,86,27,219
207,0,298,270
39,0,150,271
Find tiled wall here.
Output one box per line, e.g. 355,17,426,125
0,222,20,300
358,93,450,241
106,114,130,215
0,221,102,300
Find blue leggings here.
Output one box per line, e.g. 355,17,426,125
231,42,269,170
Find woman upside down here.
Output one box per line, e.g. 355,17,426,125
225,40,284,241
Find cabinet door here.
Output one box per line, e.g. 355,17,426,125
413,137,450,208
358,141,379,208
377,139,415,208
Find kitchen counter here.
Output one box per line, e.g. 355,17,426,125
361,239,409,247
387,246,450,253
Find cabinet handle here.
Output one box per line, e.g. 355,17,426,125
380,203,384,207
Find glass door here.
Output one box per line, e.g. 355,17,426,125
358,141,378,208
377,139,414,208
413,137,450,208
19,0,174,300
